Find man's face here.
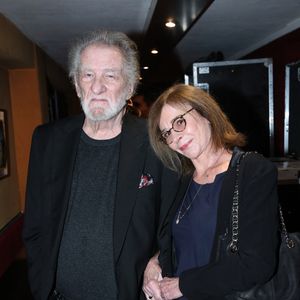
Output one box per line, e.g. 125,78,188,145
75,44,132,121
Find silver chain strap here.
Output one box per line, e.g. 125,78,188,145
279,204,296,249
229,152,245,253
229,151,296,254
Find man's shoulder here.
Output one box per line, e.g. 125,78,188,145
122,112,148,137
123,112,147,127
35,113,84,134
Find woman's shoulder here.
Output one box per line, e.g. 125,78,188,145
242,151,278,176
244,151,275,165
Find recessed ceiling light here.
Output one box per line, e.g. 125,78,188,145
165,20,176,28
151,49,158,54
143,66,149,70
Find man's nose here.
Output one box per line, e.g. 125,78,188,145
91,76,106,94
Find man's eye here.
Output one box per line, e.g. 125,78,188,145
81,72,94,81
105,73,116,79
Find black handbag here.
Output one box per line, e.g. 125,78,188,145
226,152,300,300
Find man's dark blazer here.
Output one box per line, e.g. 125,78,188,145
23,112,180,300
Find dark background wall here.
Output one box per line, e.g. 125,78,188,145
245,28,300,157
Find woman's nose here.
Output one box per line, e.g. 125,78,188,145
170,130,183,145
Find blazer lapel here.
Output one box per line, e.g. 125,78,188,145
114,114,148,262
50,115,84,256
215,148,244,233
158,174,191,237
210,149,242,261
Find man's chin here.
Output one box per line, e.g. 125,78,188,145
88,113,107,122
83,107,105,121
91,108,104,117
82,101,126,122
87,110,120,122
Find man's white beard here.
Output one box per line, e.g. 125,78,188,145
80,97,127,122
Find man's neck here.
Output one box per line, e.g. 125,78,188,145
83,111,124,140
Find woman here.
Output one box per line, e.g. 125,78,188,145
143,84,279,300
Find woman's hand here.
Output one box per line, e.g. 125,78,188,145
143,253,163,300
160,277,183,300
143,279,163,300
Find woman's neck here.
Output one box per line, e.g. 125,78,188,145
193,147,232,184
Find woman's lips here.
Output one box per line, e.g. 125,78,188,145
179,140,191,151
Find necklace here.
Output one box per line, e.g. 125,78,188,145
176,181,203,224
200,149,226,179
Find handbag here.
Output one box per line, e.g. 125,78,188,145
226,152,300,300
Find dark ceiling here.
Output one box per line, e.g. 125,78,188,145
0,0,300,93
139,0,213,87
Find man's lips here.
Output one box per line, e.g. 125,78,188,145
91,98,107,103
89,98,107,107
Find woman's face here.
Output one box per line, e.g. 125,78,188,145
159,104,212,160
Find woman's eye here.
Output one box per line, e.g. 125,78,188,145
175,118,184,126
162,131,170,139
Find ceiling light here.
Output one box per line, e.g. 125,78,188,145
151,49,158,54
143,66,149,70
165,20,176,28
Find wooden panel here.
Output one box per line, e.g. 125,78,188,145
9,69,43,211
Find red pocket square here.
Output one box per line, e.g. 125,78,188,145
139,173,154,189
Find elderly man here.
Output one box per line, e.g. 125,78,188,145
23,29,179,300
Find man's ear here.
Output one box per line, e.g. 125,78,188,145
74,79,81,98
127,85,134,100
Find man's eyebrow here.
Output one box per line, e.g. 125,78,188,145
79,67,121,72
103,68,122,72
